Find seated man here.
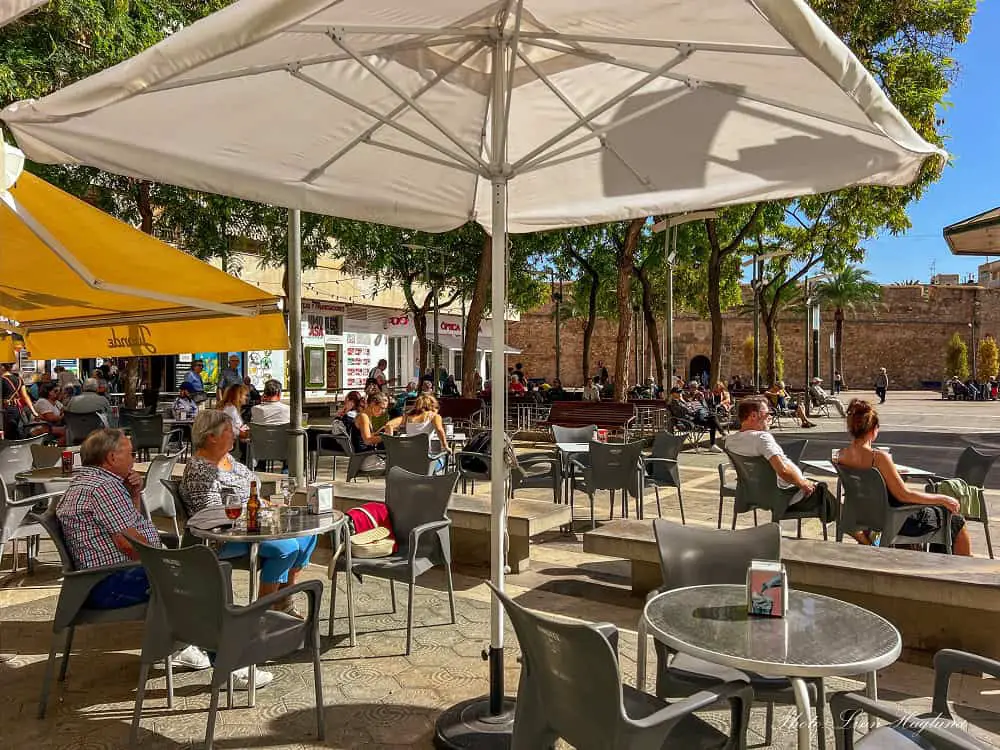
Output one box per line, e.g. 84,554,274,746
808,377,847,417
55,429,208,669
765,381,815,428
725,396,836,523
171,383,199,419
668,387,725,453
250,379,291,425
65,378,111,420
34,382,67,442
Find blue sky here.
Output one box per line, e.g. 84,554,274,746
862,1,1000,283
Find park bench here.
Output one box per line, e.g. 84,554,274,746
538,401,636,437
331,480,570,573
583,519,1000,664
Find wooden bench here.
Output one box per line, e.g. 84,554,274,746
538,401,636,435
584,519,1000,664
332,481,570,573
437,397,485,427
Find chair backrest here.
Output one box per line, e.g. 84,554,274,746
653,519,780,590
127,415,164,451
385,465,457,546
724,450,793,513
488,582,623,747
649,431,684,483
64,411,106,446
551,424,597,444
142,454,181,520
588,440,645,494
132,541,229,651
29,509,78,573
0,435,45,485
250,423,290,463
955,446,998,489
775,438,807,465
326,419,355,455
835,463,892,530
31,443,63,469
159,478,191,528
383,433,434,475
118,408,149,430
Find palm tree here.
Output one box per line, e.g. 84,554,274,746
815,266,882,383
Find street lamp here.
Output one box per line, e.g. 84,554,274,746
803,271,833,417
651,211,717,392
741,250,792,391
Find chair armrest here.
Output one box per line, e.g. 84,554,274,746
643,457,678,466
593,622,619,656
409,518,452,558
428,450,449,461
162,428,184,446
568,457,590,472
631,682,754,734
227,579,324,622
63,559,142,581
9,491,64,507
933,649,1000,716
516,452,559,465
157,531,180,549
829,691,982,750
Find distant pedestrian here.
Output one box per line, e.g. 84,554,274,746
874,367,888,404
833,371,843,394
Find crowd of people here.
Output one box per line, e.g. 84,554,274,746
943,374,999,401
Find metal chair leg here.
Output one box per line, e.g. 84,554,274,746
130,661,150,746
313,627,325,740
165,654,174,709
58,626,75,681
653,486,662,518
676,486,685,525
445,563,456,624
717,494,724,529
389,579,397,614
329,569,338,639
37,630,61,718
797,518,803,538
764,702,774,746
405,579,415,656
205,680,222,750
816,678,827,750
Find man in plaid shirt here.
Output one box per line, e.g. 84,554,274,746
55,429,210,669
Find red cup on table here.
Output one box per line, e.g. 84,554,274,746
596,429,608,443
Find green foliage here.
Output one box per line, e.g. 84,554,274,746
979,336,998,379
945,333,970,381
815,267,883,315
774,335,785,383
0,0,336,269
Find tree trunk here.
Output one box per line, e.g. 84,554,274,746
706,222,724,386
636,264,664,386
567,247,601,386
834,307,845,382
462,236,491,396
763,310,778,385
414,309,428,378
612,220,643,401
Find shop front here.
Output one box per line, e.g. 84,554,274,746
302,299,389,398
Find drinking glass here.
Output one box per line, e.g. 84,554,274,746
224,497,243,522
830,448,840,464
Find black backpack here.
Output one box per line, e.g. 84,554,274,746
459,431,491,474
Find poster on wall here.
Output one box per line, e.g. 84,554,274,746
194,352,219,386
344,341,372,389
247,350,286,390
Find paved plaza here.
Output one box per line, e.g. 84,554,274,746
2,392,1000,749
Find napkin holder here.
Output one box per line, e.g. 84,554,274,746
746,560,788,618
304,483,334,514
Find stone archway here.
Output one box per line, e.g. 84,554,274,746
688,355,710,384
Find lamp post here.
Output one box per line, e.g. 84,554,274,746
652,211,718,392
802,271,832,417
741,250,792,391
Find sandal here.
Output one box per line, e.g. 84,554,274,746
273,597,305,620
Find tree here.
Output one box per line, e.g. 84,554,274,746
558,228,616,384
945,333,970,381
979,336,999,379
814,266,882,383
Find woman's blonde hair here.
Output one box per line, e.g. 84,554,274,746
218,384,247,410
409,393,439,416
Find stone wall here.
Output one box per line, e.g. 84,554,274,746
507,284,996,390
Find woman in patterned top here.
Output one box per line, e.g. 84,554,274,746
180,410,317,619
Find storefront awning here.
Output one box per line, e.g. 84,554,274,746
1,167,289,359
944,206,1000,256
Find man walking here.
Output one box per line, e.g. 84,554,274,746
874,367,889,404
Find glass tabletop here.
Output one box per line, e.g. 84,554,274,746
644,584,900,678
188,509,346,544
15,467,76,484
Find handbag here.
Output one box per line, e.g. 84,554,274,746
347,504,396,558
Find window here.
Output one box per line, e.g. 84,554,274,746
324,315,343,336
453,351,464,383
388,336,406,384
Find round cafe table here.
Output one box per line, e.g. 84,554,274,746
643,584,901,750
189,509,352,706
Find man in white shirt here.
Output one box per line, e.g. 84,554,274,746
808,377,847,417
724,396,835,522
583,376,602,402
66,378,111,419
251,380,291,425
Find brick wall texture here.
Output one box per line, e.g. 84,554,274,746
507,285,996,390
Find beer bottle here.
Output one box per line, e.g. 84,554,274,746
246,480,260,533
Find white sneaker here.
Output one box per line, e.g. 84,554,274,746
170,645,211,670
229,667,274,691
708,444,723,453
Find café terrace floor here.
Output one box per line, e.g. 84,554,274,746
2,392,1000,749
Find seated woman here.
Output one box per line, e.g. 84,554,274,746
667,387,725,453
342,392,389,472
335,390,365,418
34,382,67,442
765,381,815,429
216,384,250,441
710,381,732,411
180,410,319,626
835,399,971,555
385,393,450,470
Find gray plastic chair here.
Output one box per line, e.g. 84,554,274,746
551,424,597,444
316,420,385,482
929,446,996,558
125,414,182,461
0,479,54,573
330,466,457,655
30,507,153,719
141,454,181,537
30,443,63,469
717,462,742,529
644,431,685,522
831,648,1000,749
570,441,645,528
129,541,325,750
724,447,833,539
836,464,953,551
643,520,827,749
63,411,106,446
248,422,290,471
382,432,447,476
0,434,47,488
489,581,752,750
509,451,562,504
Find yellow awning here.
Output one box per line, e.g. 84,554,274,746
1,172,289,359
